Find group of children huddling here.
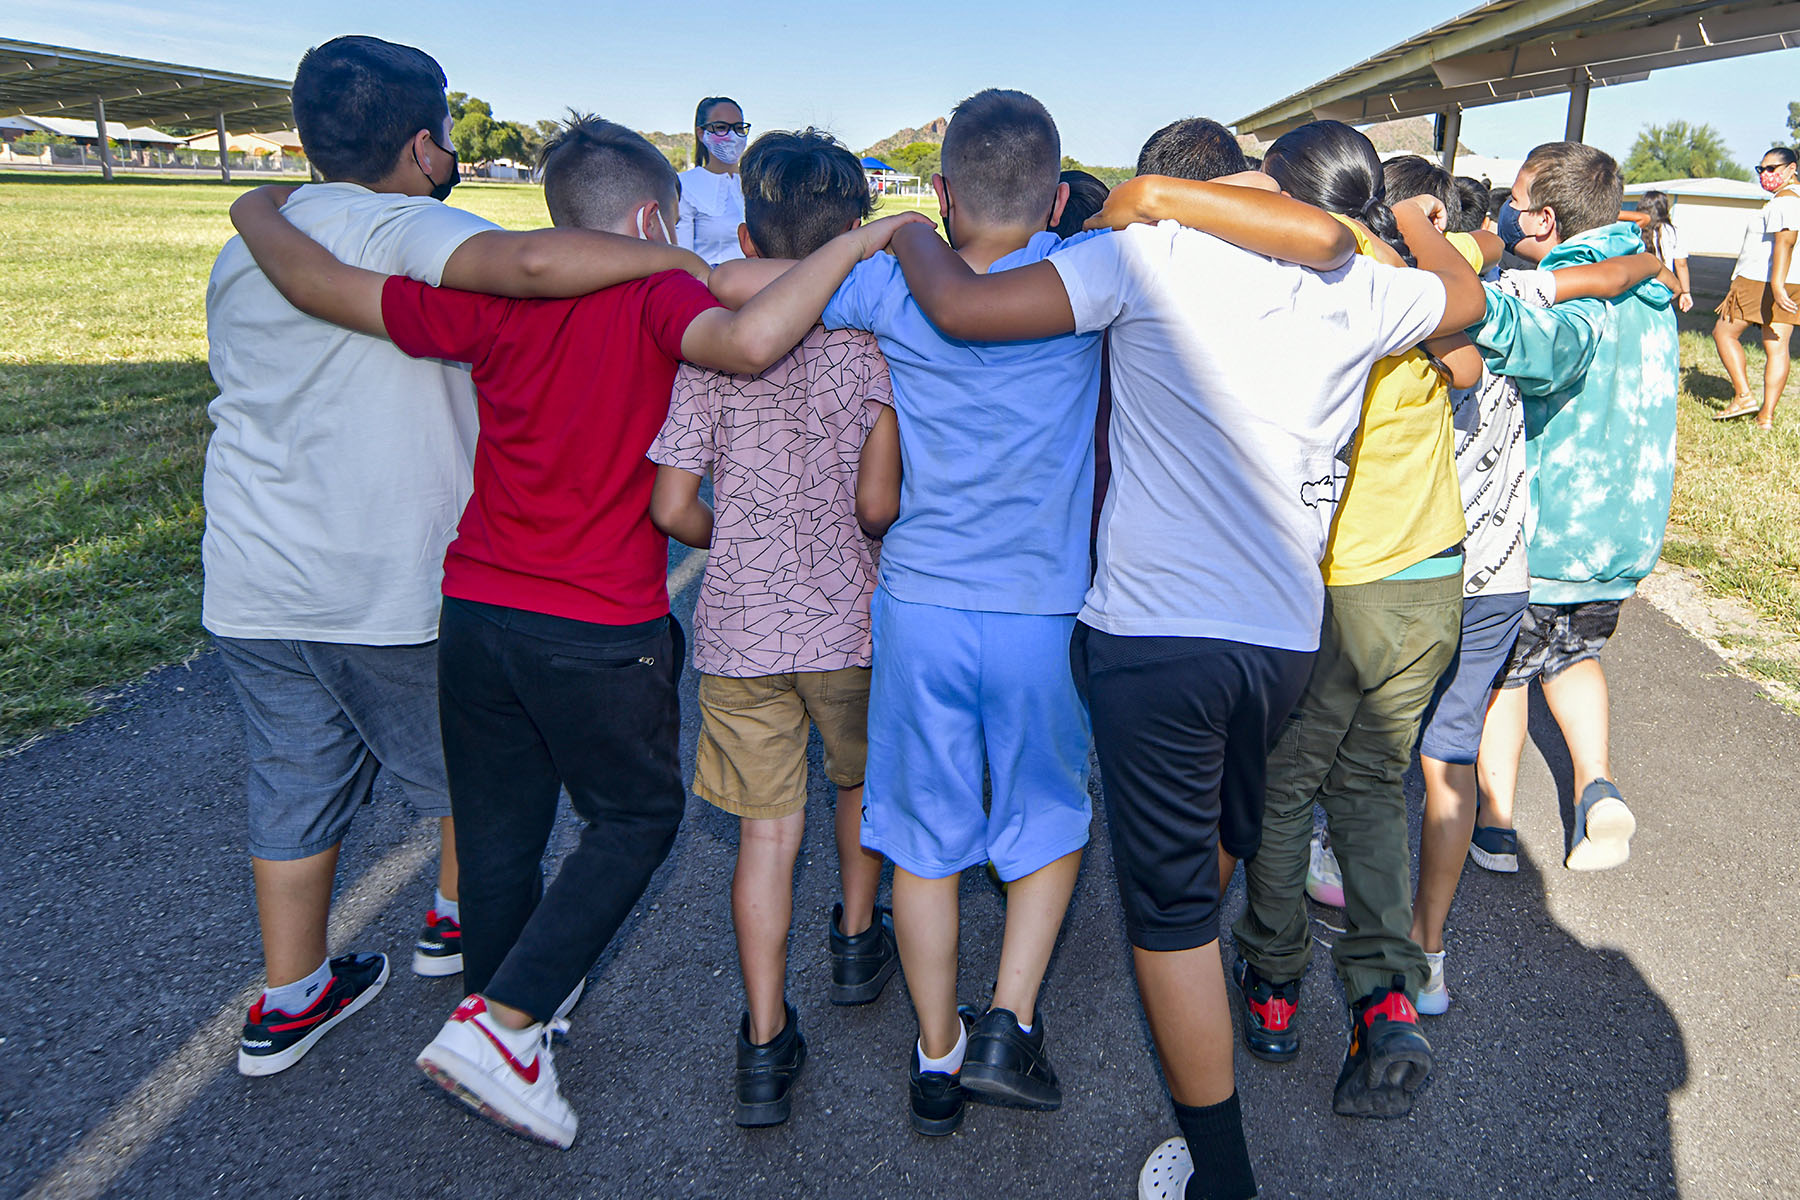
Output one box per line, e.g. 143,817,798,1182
206,35,1680,1200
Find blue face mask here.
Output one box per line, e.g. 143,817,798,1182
1496,201,1527,253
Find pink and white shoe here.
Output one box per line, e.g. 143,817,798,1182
1305,833,1345,908
417,994,577,1148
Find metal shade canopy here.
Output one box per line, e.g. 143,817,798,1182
0,38,292,132
1235,0,1800,153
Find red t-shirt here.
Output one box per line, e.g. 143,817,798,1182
382,270,721,625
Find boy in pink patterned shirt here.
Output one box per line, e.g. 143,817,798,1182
648,129,898,1129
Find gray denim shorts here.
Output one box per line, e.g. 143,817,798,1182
215,636,451,860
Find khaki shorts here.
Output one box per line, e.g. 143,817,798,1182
1717,274,1800,326
694,667,871,818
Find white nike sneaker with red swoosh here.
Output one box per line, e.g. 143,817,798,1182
417,994,577,1148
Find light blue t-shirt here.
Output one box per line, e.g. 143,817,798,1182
821,230,1103,614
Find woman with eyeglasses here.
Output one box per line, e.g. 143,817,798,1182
1712,146,1800,428
678,97,750,266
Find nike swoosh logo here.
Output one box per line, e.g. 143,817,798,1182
473,1019,541,1085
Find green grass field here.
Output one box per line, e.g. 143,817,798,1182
0,173,1794,742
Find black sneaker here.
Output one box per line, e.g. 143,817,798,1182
1332,975,1433,1119
829,903,899,1005
909,1006,976,1136
1469,824,1519,873
1232,956,1301,1062
237,951,388,1077
735,1002,807,1127
960,1007,1061,1110
413,908,463,977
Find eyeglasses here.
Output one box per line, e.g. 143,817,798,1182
1759,164,1789,174
700,121,751,136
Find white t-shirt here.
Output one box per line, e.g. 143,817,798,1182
676,166,746,266
1735,188,1800,283
1051,220,1447,652
1645,221,1683,272
203,183,497,644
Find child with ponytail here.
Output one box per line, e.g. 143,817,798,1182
1208,122,1480,1120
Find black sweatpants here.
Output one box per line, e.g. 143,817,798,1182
438,596,686,1021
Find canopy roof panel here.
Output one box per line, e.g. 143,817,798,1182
0,38,294,132
1235,0,1800,139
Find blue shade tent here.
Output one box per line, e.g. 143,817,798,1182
861,156,896,172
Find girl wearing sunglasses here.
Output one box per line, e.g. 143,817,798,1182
678,96,751,266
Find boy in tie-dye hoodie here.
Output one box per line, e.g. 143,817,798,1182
1463,141,1679,874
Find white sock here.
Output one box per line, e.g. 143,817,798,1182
264,959,331,1016
1017,1020,1033,1034
434,890,459,922
916,1020,968,1075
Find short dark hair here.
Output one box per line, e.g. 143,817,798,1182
1521,141,1624,238
538,114,679,231
292,36,449,184
1053,169,1108,238
1135,117,1248,182
1382,155,1460,231
939,89,1061,227
738,128,873,259
1450,175,1490,233
692,95,741,169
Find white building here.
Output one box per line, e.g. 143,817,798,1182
1623,178,1764,258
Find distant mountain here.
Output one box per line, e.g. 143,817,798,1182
863,118,947,159
1237,115,1471,160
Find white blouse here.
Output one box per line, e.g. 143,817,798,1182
676,166,746,266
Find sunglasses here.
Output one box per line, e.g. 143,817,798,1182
1759,164,1789,173
700,121,751,136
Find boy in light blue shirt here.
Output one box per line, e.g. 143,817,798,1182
824,89,1099,1134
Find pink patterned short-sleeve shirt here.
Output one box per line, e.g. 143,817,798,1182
649,325,890,677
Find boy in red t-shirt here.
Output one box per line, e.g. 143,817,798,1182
229,116,923,1148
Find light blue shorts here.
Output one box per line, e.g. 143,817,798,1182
862,588,1093,881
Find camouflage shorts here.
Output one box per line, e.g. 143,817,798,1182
1501,600,1622,688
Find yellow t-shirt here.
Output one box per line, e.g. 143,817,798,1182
1317,220,1481,586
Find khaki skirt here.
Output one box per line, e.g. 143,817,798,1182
1717,274,1800,326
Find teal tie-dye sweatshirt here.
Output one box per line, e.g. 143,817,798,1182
1466,222,1679,605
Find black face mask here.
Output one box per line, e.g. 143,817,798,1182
414,136,458,201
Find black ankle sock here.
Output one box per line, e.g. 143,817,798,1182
1172,1092,1257,1200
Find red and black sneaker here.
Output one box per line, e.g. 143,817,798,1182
1332,974,1433,1118
413,909,463,977
1232,956,1301,1062
237,951,389,1077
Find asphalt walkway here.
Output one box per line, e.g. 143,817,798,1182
4,562,1796,1199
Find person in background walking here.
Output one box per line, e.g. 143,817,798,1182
1712,148,1800,428
679,96,750,266
1633,191,1691,313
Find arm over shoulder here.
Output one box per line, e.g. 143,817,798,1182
1466,285,1605,397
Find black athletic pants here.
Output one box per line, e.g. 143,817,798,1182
438,596,686,1022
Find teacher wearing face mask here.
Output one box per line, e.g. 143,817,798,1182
678,96,750,266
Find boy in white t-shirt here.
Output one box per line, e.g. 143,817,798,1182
211,35,706,1077
884,178,1486,1200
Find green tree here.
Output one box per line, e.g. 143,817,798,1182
885,141,941,180
1622,120,1749,183
1062,156,1133,187
1786,102,1800,145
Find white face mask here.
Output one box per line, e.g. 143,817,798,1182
636,207,671,243
702,130,747,166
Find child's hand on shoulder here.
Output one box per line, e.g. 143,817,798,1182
850,212,934,260
1396,193,1448,233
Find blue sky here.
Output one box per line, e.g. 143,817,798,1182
20,0,1796,169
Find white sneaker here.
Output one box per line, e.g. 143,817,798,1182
1305,834,1345,908
417,995,578,1148
1138,1136,1193,1200
1418,950,1450,1016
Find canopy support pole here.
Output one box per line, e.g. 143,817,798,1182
93,95,112,181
